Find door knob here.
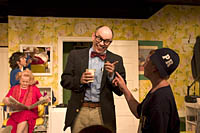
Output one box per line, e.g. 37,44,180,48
132,88,138,92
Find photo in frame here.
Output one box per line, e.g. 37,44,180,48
20,44,53,76
138,41,163,80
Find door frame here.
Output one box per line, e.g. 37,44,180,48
58,37,92,103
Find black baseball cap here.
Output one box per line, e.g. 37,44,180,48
150,48,180,78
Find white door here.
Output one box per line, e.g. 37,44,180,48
0,47,9,126
108,40,139,133
0,47,9,100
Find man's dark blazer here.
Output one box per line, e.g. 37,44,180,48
61,47,126,132
191,36,200,81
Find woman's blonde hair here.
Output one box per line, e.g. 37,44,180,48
16,69,35,85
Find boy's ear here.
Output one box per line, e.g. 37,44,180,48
152,66,159,73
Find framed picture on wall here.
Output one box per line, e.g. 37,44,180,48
138,41,163,80
20,44,53,76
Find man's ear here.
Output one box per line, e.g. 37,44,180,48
92,32,95,41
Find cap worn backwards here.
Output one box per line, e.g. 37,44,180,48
150,48,180,78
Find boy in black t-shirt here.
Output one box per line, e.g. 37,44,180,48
113,48,180,133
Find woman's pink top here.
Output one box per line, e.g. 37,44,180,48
6,85,42,120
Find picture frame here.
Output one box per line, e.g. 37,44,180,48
20,44,53,76
138,41,163,80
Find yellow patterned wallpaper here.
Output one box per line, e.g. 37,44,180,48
0,23,8,46
6,5,200,116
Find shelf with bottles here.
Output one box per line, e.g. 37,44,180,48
39,86,52,106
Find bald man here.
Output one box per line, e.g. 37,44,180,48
61,25,126,133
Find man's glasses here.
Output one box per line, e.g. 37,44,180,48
95,34,112,45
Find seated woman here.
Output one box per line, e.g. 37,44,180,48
2,69,50,133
